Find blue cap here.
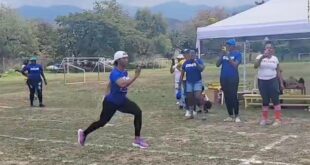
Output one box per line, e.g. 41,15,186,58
226,39,236,46
30,56,37,61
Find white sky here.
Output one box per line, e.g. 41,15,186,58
0,0,256,8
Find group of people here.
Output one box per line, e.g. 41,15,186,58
171,39,284,126
18,39,284,149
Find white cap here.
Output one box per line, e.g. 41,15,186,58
176,54,184,59
113,51,128,62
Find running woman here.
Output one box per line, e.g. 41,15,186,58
77,51,149,149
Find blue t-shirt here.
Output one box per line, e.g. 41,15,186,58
220,51,242,79
182,59,204,83
105,68,128,106
22,64,43,82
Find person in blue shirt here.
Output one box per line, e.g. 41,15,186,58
179,49,205,119
21,56,47,107
78,51,149,149
216,39,242,122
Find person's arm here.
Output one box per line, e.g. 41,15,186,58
216,55,223,67
276,64,284,90
228,53,241,69
195,59,205,71
254,55,265,69
40,66,47,85
105,81,111,95
170,59,175,74
116,67,141,88
21,66,28,78
178,70,185,90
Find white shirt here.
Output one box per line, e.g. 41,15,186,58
256,54,279,80
173,64,181,83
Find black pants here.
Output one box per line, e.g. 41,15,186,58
84,98,142,137
28,80,43,105
220,77,239,116
258,78,280,106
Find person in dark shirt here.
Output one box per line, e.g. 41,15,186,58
21,57,47,107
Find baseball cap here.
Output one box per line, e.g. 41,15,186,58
29,56,37,61
113,51,128,62
226,39,236,46
176,54,184,59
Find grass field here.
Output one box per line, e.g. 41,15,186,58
0,63,310,165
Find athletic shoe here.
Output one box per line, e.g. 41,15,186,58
224,117,234,122
78,129,85,146
132,137,149,149
259,119,272,126
39,104,45,107
185,110,191,117
272,119,281,126
235,117,241,123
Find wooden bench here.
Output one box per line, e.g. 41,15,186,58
243,94,310,110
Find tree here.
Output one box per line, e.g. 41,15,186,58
0,5,38,58
153,34,172,55
56,11,121,57
170,8,229,50
135,8,168,38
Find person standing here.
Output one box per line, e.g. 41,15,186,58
21,57,47,107
170,54,185,109
216,39,242,122
179,49,205,119
254,41,284,126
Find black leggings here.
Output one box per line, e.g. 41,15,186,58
28,80,43,104
84,98,142,137
258,78,280,106
220,77,239,116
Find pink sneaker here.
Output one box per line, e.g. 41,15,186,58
132,137,149,149
78,129,86,146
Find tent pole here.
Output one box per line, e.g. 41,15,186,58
243,42,247,92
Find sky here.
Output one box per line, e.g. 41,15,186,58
0,0,256,8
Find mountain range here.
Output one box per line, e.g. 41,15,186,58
16,2,254,22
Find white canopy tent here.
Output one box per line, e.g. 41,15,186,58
196,0,310,91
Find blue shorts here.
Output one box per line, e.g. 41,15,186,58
186,81,203,93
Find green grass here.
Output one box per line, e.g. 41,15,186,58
0,63,310,165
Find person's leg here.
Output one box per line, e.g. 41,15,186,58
220,78,234,118
231,78,240,118
193,81,204,118
28,81,35,107
119,99,149,148
183,80,188,111
270,78,281,124
186,82,196,118
37,81,44,106
258,79,271,125
82,99,118,139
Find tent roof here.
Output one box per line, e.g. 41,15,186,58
197,0,310,40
